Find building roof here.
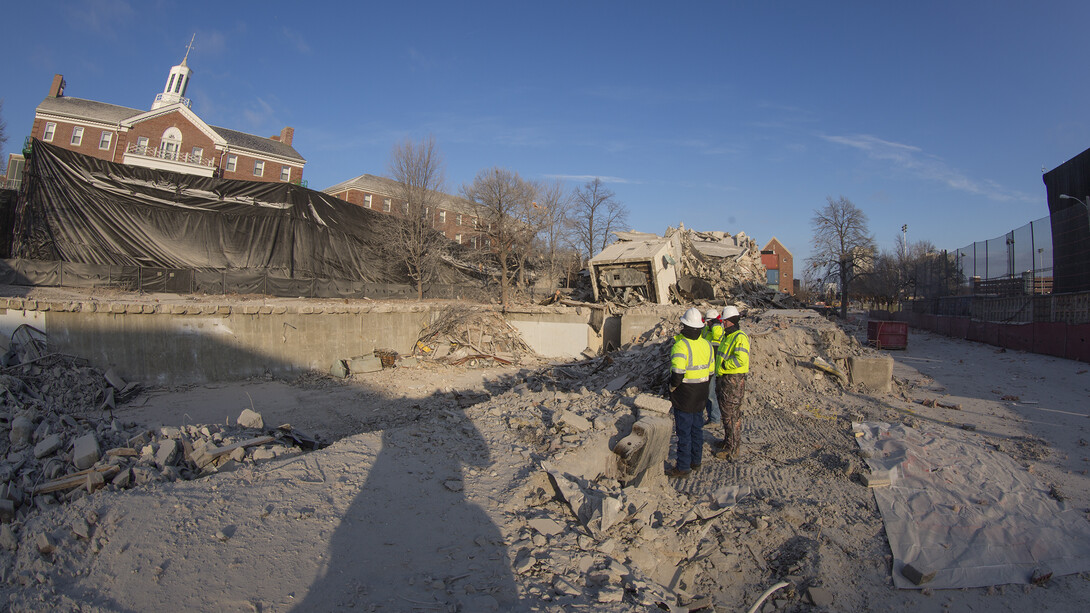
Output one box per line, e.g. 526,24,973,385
762,237,794,257
36,96,143,124
323,174,479,214
210,126,304,163
35,96,305,163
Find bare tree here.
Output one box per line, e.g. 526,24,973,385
384,135,449,299
807,196,876,319
571,177,628,261
462,167,535,308
527,179,573,292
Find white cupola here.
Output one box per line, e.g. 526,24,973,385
152,35,195,110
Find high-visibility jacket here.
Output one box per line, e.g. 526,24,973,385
716,329,750,375
671,334,714,383
703,321,725,350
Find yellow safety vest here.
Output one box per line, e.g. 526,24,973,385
716,329,750,375
703,321,725,349
671,334,714,383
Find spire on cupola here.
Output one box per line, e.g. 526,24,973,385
152,34,195,110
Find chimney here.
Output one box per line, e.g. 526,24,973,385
279,126,294,147
49,74,66,98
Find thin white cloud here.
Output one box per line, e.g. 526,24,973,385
282,27,312,55
242,98,278,129
820,133,1035,203
64,0,135,38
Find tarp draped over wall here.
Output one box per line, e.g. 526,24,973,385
14,140,389,282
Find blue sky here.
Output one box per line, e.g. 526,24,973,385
3,1,1088,269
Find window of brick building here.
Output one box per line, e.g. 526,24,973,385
191,147,203,162
280,166,291,181
455,234,462,245
439,211,446,223
402,201,409,214
99,131,112,150
383,198,391,212
225,154,237,172
43,122,56,142
70,127,84,146
456,213,463,226
363,194,372,208
254,160,264,177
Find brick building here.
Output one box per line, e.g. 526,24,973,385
761,237,794,295
323,174,489,249
25,49,304,184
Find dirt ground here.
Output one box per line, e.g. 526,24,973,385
3,310,1090,612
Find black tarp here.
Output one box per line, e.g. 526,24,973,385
14,139,390,283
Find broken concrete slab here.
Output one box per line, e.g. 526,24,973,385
9,415,33,448
849,355,894,393
633,393,672,416
237,409,264,430
612,414,672,488
349,355,383,374
557,411,592,432
329,359,348,379
33,434,63,459
72,433,101,470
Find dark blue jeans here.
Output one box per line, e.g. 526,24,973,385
672,408,704,471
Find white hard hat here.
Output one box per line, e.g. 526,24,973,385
721,306,740,319
680,307,704,328
705,309,720,320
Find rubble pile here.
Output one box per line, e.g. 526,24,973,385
0,329,321,527
413,304,538,366
436,307,889,609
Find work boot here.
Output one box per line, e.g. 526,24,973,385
713,449,735,461
665,466,691,478
690,463,702,473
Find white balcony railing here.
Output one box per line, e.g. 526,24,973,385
154,93,191,109
125,144,215,168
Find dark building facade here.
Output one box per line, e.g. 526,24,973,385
1042,147,1090,293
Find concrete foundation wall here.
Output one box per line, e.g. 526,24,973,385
504,310,595,358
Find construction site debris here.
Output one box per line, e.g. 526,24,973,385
585,225,802,307
412,305,537,366
0,330,325,525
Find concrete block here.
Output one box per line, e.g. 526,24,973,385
862,469,891,488
112,468,132,488
329,359,348,379
901,562,936,585
0,499,14,523
0,524,16,550
349,355,383,374
33,434,63,459
633,393,672,415
558,411,592,432
9,416,33,448
36,533,54,555
237,409,264,430
155,439,179,467
611,414,672,488
72,433,101,470
399,356,418,368
849,356,893,393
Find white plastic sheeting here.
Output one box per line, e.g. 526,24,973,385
854,421,1090,589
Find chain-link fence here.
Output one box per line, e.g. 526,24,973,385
952,203,1090,295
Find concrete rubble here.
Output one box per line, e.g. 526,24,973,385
1,298,941,611
585,225,799,308
0,328,323,528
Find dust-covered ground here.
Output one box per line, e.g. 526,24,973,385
3,308,1090,612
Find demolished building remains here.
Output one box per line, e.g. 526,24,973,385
588,225,776,306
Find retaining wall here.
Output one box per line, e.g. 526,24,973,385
0,297,614,385
889,311,1090,363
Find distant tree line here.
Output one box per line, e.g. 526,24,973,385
383,135,629,307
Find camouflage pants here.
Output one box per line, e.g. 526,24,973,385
715,373,746,458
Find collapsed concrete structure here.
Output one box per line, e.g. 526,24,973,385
588,225,774,306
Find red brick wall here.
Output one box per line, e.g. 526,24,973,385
331,187,487,247
31,111,302,183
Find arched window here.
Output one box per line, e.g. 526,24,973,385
159,127,183,160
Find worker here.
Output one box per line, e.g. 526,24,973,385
702,309,725,426
665,307,714,478
712,305,750,461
